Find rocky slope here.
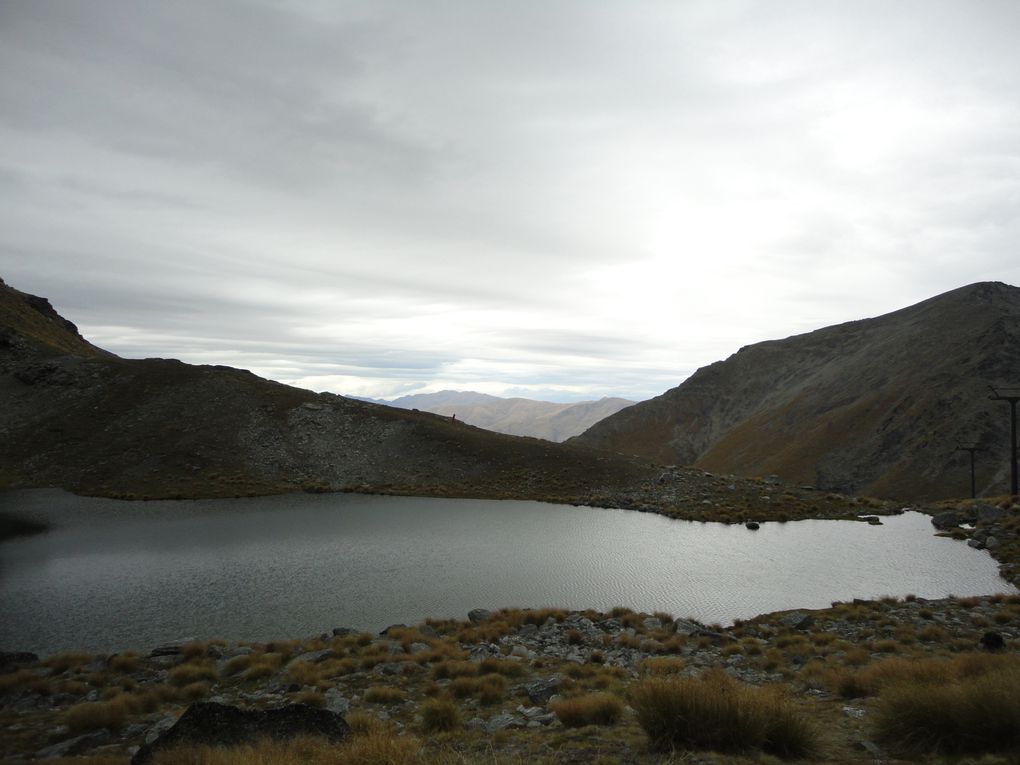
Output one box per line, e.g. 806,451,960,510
3,590,1020,763
384,390,635,442
572,282,1020,501
0,277,656,501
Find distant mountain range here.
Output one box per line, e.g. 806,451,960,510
572,282,1020,501
371,391,635,442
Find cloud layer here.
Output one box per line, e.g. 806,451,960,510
2,1,1018,401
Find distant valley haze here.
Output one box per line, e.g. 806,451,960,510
1,1,1019,404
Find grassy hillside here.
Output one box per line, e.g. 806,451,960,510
572,282,1020,501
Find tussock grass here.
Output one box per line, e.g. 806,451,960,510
477,658,526,677
828,652,1018,699
631,669,821,759
222,654,252,676
363,686,405,704
180,641,211,660
66,696,132,733
45,651,94,674
286,660,322,687
420,698,461,732
150,732,422,764
181,681,211,700
108,652,140,673
169,662,218,687
873,661,1020,756
346,710,387,737
550,692,623,727
431,660,478,679
637,657,686,676
0,669,53,695
292,689,325,707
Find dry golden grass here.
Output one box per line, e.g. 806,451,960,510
150,732,422,765
420,698,461,732
873,660,1020,756
222,654,252,675
108,652,140,673
550,692,623,727
828,652,1019,700
345,710,387,737
363,685,405,704
0,668,53,695
631,669,821,759
477,657,526,677
431,660,478,679
169,662,218,687
180,641,211,660
637,657,686,676
66,696,132,733
45,651,94,674
286,659,322,686
181,681,211,701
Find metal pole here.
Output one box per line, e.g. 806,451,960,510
1011,399,1018,497
955,443,984,499
989,387,1020,497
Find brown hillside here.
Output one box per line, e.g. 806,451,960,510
0,279,655,500
571,282,1020,501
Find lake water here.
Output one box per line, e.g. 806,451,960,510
0,489,1013,655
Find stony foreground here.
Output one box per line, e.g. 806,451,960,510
2,590,1020,764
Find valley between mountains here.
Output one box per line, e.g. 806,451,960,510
2,276,1020,764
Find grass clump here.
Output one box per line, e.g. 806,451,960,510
550,692,624,727
631,669,821,759
66,696,131,733
638,657,686,676
363,686,405,704
150,732,421,764
169,662,218,687
872,658,1020,756
419,698,461,732
45,651,94,674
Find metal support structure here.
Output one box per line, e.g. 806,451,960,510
989,387,1020,497
955,443,984,499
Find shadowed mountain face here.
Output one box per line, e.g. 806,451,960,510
0,278,655,500
383,391,635,442
571,282,1020,501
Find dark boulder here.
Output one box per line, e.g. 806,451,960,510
468,608,493,624
0,651,38,673
931,511,961,530
131,702,350,765
980,631,1006,652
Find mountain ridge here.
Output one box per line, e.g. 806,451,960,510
571,281,1020,500
0,277,656,502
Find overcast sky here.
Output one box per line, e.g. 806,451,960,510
1,1,1018,402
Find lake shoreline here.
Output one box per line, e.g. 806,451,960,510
3,595,1019,763
2,491,1012,656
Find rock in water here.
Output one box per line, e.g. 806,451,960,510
131,702,350,764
